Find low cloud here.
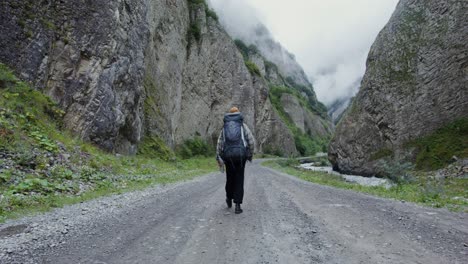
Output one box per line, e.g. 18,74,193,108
312,52,367,104
208,0,399,106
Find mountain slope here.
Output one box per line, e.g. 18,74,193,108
233,39,333,155
0,0,299,155
329,0,468,176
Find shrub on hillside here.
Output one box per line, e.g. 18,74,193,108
176,136,214,159
138,136,175,161
263,145,284,157
205,8,218,21
245,61,261,76
378,159,414,185
188,23,201,42
407,119,468,170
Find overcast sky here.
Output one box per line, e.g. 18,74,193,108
209,0,399,105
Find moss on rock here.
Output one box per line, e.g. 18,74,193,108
137,136,175,161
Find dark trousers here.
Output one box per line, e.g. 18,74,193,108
225,158,246,204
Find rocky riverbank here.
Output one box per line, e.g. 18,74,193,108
298,163,393,188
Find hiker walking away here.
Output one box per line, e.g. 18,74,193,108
216,107,255,214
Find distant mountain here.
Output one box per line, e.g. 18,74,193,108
327,79,361,124
328,97,352,125
232,38,333,154
248,24,313,89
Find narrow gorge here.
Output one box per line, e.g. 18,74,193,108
1,1,467,263
0,0,332,157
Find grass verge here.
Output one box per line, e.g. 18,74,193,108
0,63,217,223
1,157,216,223
262,160,467,212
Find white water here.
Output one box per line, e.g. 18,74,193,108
299,163,394,188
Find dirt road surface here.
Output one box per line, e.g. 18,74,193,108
1,160,467,263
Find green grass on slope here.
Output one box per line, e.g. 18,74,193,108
407,119,468,170
0,63,216,223
1,156,216,223
262,160,467,212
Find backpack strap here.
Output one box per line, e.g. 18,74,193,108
222,127,225,143
240,125,246,147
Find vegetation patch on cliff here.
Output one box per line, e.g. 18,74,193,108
269,86,329,156
187,22,202,43
137,136,175,162
284,77,328,118
234,39,259,59
186,0,219,45
233,40,327,119
407,119,468,170
233,40,262,76
245,61,261,76
0,64,216,223
187,0,219,21
143,74,162,122
176,135,215,159
264,60,279,73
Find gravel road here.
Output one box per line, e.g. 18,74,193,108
1,160,467,263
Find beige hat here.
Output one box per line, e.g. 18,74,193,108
229,107,240,113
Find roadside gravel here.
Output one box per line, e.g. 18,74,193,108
0,161,466,263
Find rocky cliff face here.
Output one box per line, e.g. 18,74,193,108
237,39,333,155
329,0,468,176
327,97,352,125
281,94,332,138
135,1,297,155
0,0,149,153
250,25,313,89
0,0,297,155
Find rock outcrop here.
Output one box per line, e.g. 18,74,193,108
252,24,312,89
140,1,297,155
329,0,468,176
327,97,352,125
235,34,333,143
0,0,149,154
0,0,298,155
281,94,332,138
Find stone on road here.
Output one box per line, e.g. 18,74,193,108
0,161,467,263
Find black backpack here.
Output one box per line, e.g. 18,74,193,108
222,113,247,161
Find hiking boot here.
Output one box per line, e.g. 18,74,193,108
226,198,232,208
235,204,243,214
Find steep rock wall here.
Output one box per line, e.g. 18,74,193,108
244,42,334,145
0,0,149,153
329,0,468,176
281,94,332,138
0,0,297,155
143,1,296,154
